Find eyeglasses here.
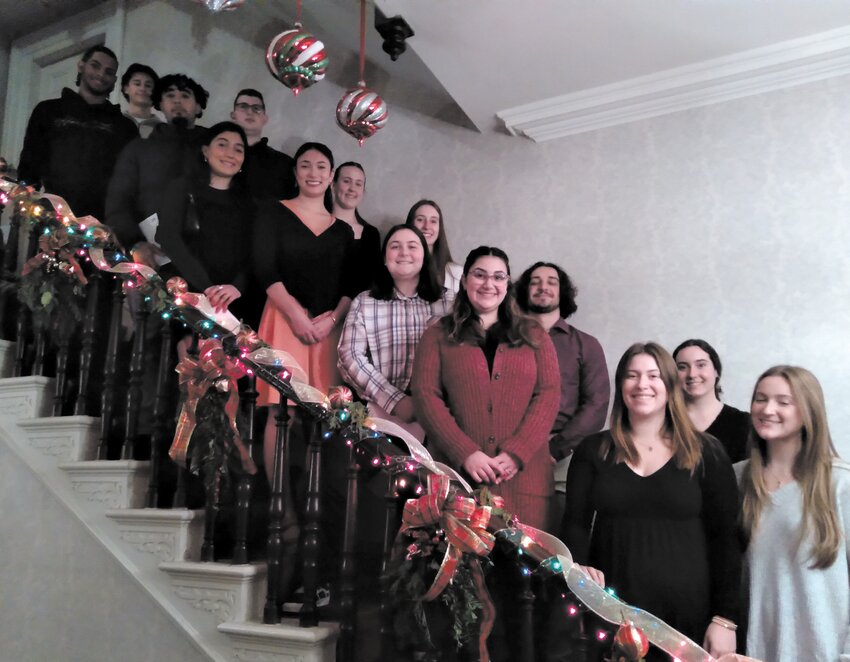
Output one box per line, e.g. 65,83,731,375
234,102,265,114
467,269,509,283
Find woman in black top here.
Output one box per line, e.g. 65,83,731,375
561,342,740,660
673,338,750,462
331,161,381,295
155,121,261,331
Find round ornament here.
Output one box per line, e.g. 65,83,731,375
194,0,245,11
328,386,354,408
266,28,328,95
166,276,189,296
335,84,388,146
613,621,650,660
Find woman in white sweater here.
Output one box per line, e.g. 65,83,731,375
737,365,850,662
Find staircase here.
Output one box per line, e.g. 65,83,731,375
0,339,339,662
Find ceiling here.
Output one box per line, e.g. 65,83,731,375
3,0,850,138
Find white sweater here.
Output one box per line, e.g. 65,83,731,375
736,460,850,662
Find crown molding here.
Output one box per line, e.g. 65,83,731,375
496,25,850,142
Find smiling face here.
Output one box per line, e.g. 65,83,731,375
294,148,333,198
675,345,719,401
411,204,440,249
333,165,365,211
463,255,509,317
202,131,245,180
527,265,560,314
78,51,118,97
621,353,668,421
751,375,804,446
123,72,155,108
384,228,425,284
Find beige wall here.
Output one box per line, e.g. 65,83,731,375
11,0,850,451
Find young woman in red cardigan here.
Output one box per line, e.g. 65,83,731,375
412,245,560,530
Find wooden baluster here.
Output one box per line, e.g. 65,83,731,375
51,330,72,416
97,279,124,460
15,222,39,376
31,324,48,376
146,321,173,508
379,471,399,659
173,333,198,509
517,560,536,662
121,295,147,460
0,205,22,340
13,306,29,377
299,417,323,627
74,272,101,416
337,440,359,662
200,465,221,562
232,374,258,565
263,404,290,624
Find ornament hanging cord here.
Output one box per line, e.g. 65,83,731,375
295,0,302,27
358,0,366,86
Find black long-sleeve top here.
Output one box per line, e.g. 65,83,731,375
561,431,741,642
156,178,260,326
252,201,357,317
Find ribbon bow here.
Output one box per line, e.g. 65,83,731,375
168,338,257,474
400,473,497,661
21,227,88,285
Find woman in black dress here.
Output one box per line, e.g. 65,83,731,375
674,338,749,462
156,120,259,328
331,161,381,295
561,342,740,660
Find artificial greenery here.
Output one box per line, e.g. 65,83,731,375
18,259,85,338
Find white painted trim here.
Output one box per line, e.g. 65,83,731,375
1,1,122,165
497,24,850,142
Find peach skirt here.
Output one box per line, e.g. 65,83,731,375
256,302,342,407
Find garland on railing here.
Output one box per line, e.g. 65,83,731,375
0,178,757,662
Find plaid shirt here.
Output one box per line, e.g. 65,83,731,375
338,288,454,413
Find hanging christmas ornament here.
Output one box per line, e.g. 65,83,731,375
194,0,246,12
336,84,388,146
265,0,328,95
336,0,388,145
612,619,650,661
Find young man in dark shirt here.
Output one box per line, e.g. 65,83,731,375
230,88,296,201
105,73,210,262
17,45,138,220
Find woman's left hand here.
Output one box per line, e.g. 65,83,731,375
703,622,736,658
311,312,336,341
205,284,241,313
493,452,519,482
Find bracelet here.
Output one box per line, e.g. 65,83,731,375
711,616,737,631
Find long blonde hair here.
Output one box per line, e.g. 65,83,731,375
740,365,840,569
604,342,704,472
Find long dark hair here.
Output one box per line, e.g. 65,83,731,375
673,338,724,398
440,246,538,347
405,200,453,277
294,142,335,212
333,161,367,225
515,261,578,318
370,225,442,302
195,121,248,194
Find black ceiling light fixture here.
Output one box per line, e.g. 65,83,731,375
374,7,414,61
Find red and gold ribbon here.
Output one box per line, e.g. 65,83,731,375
400,473,497,661
21,227,88,285
169,338,257,475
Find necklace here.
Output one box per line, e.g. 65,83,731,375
766,465,793,490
